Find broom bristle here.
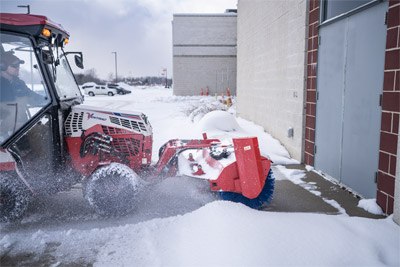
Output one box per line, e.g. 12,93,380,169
219,169,275,209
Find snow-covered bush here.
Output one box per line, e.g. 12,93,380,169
186,100,228,123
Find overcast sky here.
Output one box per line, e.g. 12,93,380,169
1,0,237,80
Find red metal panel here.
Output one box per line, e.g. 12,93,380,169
0,13,68,34
0,162,15,171
232,137,264,199
208,138,271,198
209,162,239,193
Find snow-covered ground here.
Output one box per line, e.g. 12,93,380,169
1,86,399,266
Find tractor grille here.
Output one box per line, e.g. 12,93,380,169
109,116,147,133
110,138,141,157
65,112,84,136
101,126,131,135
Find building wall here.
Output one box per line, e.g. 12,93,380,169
236,0,308,161
174,57,236,96
377,0,400,215
172,14,237,96
304,0,399,215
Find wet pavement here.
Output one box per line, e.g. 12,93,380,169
267,164,385,219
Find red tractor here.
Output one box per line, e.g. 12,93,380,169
0,13,274,222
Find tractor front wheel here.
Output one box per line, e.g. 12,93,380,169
0,174,31,222
83,163,142,216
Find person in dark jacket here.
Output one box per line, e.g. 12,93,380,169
0,52,44,103
0,52,47,142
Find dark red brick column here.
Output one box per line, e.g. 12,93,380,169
304,0,319,166
377,0,400,215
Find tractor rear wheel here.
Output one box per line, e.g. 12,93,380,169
0,174,31,222
219,169,275,210
84,163,142,216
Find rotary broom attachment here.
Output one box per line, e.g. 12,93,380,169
154,134,275,209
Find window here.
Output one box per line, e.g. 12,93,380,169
12,114,55,185
322,0,373,22
0,33,51,144
46,47,82,100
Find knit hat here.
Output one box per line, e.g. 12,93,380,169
0,52,25,68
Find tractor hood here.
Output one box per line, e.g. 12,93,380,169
65,105,152,137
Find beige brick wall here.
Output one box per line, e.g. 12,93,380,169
173,14,237,46
173,56,236,96
236,0,308,161
173,14,237,96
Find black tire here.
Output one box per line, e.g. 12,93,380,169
88,91,95,96
108,92,114,96
0,174,31,222
118,91,124,95
84,163,142,216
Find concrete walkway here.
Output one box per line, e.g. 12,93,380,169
264,164,385,219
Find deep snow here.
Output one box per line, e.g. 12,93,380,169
1,86,398,266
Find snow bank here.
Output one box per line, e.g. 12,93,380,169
358,199,384,215
95,201,399,266
196,110,241,134
2,202,398,266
